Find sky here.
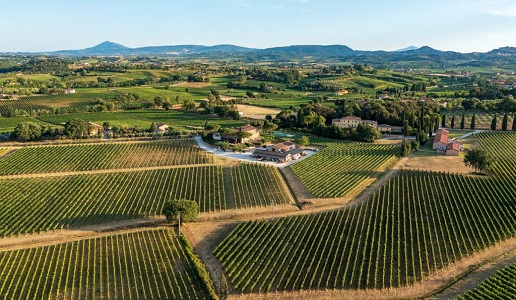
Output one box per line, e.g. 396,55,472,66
2,0,516,53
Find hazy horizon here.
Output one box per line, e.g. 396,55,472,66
2,0,516,53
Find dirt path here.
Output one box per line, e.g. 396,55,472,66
351,155,410,206
431,248,516,299
0,218,165,252
0,163,214,179
280,167,315,200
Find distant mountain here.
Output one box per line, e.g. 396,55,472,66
6,42,516,68
395,46,419,52
263,45,356,57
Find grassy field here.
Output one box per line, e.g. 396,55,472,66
0,117,49,133
38,111,152,128
0,229,215,300
118,110,246,131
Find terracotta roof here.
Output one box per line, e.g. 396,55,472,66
433,129,449,145
253,149,290,158
337,116,362,121
273,141,295,151
446,142,460,151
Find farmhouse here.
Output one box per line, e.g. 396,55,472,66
445,142,461,156
377,124,403,133
332,116,378,129
155,122,169,133
87,122,104,136
432,128,449,150
222,125,261,144
64,88,76,94
252,141,307,163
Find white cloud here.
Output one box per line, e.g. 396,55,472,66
487,4,516,16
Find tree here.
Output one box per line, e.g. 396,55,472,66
441,114,446,128
355,124,382,142
297,135,310,147
502,113,508,131
460,113,465,130
162,199,199,223
14,122,42,141
411,140,420,151
450,115,455,129
265,114,273,122
236,130,252,141
64,118,88,139
512,114,516,131
402,120,410,136
470,114,476,130
102,121,111,131
150,122,157,132
153,96,163,107
400,139,411,156
464,148,494,174
182,99,196,111
491,114,497,131
262,121,278,132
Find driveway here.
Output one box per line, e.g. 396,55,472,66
193,136,318,168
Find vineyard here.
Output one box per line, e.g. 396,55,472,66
475,131,516,177
0,139,210,175
230,163,293,208
289,139,399,197
0,229,214,300
0,166,225,236
0,161,296,236
214,170,516,293
457,262,516,299
0,117,49,133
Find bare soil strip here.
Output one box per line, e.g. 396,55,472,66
431,248,516,299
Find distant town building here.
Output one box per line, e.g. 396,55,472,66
155,122,169,133
87,122,104,136
64,88,76,94
332,116,378,129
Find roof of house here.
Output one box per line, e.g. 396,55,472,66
156,122,168,128
446,142,460,151
272,141,295,151
253,149,290,158
433,129,449,145
88,122,103,129
378,124,402,129
334,116,362,121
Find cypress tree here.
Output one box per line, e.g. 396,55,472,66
434,115,440,132
441,114,446,128
470,114,476,130
502,113,508,131
451,115,455,129
403,120,410,136
513,114,516,131
491,114,497,131
460,113,465,130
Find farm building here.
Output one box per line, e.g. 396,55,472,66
64,88,76,94
87,122,104,136
222,125,261,144
445,142,461,156
378,124,403,133
252,141,306,163
155,122,169,133
432,128,449,150
332,116,378,129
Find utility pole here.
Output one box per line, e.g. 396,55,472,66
177,212,181,236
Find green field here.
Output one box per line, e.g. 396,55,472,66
0,161,292,236
457,262,516,299
0,117,49,133
0,139,209,175
38,111,152,128
290,139,399,198
215,170,516,293
118,110,246,131
476,131,516,177
0,229,215,300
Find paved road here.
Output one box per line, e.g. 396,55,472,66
193,136,318,168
